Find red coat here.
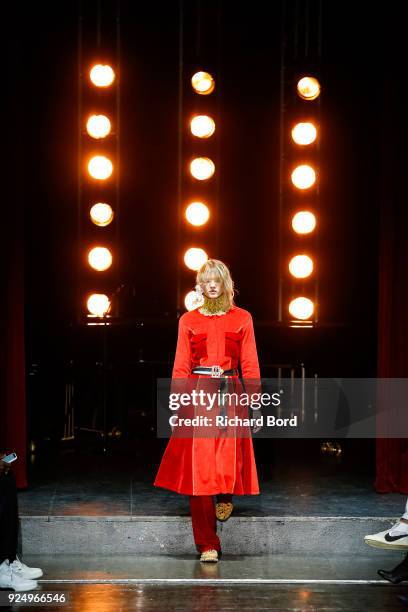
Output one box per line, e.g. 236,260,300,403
154,305,260,496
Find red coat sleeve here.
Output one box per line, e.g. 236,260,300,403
240,314,260,379
172,317,192,378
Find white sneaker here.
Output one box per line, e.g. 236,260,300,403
9,556,43,580
365,521,408,550
0,560,38,592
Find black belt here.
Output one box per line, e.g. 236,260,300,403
191,366,238,378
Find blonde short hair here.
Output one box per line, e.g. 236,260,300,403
196,259,235,309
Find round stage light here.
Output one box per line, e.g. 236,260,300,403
190,115,216,138
289,255,314,278
191,71,215,95
291,122,317,145
184,247,208,271
185,202,210,226
289,297,314,320
297,76,321,100
190,157,215,181
90,203,114,227
90,64,115,87
184,290,201,311
88,156,113,180
88,246,113,271
292,211,316,234
291,164,316,189
86,114,111,139
87,293,111,316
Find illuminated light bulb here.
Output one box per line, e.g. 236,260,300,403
86,115,111,139
90,64,115,87
184,291,201,311
292,211,316,234
190,157,215,180
185,202,210,226
297,76,321,100
291,164,316,189
88,156,113,180
184,247,208,271
87,294,110,316
190,115,215,138
291,122,317,145
191,71,215,95
88,246,113,271
289,255,314,278
289,297,314,320
90,203,114,227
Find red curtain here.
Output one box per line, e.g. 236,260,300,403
2,33,28,487
375,214,408,493
375,70,408,494
0,200,28,489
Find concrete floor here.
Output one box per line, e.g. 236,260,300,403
2,555,408,611
2,583,407,612
20,552,408,582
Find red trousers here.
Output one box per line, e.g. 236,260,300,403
189,494,232,553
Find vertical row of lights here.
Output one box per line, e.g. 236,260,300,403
184,71,216,311
84,64,116,318
287,76,321,323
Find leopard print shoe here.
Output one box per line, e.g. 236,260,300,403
215,502,234,521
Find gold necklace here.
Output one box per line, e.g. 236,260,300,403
199,294,231,316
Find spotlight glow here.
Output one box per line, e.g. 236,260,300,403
90,64,115,87
88,247,113,271
291,165,316,189
87,294,111,316
190,157,215,180
86,115,111,139
292,211,316,234
297,76,321,100
191,71,215,95
185,202,210,226
289,255,314,278
291,122,317,145
289,297,314,320
184,247,208,271
190,115,216,138
88,156,113,180
184,291,201,311
90,203,114,227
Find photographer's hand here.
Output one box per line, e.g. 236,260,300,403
0,453,10,476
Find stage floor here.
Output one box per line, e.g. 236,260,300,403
8,554,408,612
3,580,408,612
13,446,408,608
18,446,406,519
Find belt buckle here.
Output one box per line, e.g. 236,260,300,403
211,365,223,378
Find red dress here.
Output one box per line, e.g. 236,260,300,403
154,305,260,496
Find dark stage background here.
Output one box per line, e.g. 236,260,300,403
3,1,407,490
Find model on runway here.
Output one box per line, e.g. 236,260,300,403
154,259,261,562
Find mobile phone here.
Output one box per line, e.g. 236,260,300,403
1,452,17,464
